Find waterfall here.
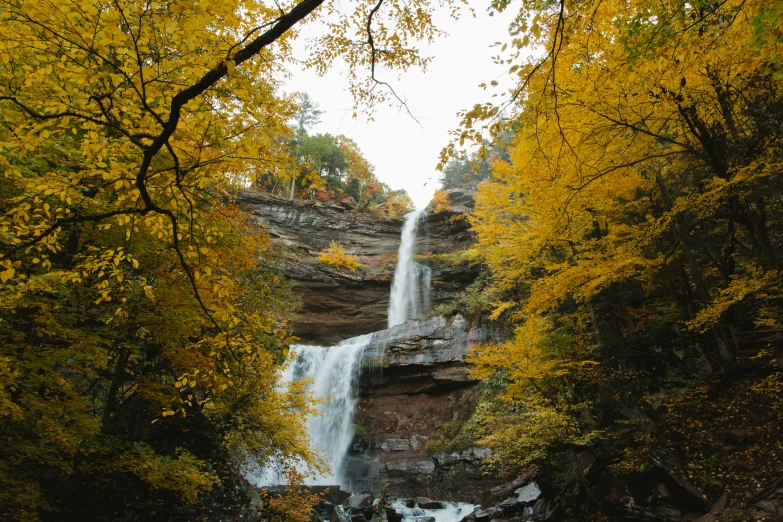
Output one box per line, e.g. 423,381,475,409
248,335,370,488
253,209,432,490
388,210,431,327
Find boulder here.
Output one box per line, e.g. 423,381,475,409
331,509,351,522
418,500,446,509
340,195,357,210
514,481,542,503
473,506,503,521
489,468,538,501
384,506,404,522
344,493,374,510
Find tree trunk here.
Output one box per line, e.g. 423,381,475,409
289,177,296,201
102,347,130,430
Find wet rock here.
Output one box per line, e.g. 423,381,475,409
414,498,445,509
384,506,404,522
473,506,503,521
344,493,374,510
331,509,351,522
514,481,542,503
380,438,411,451
318,500,336,516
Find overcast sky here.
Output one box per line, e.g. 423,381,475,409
281,1,518,209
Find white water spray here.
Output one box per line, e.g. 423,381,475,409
388,210,431,327
249,335,370,488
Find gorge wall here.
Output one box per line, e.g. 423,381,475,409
237,190,476,345
237,189,502,499
349,315,506,501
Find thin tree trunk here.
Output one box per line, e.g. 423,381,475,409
102,347,130,430
289,177,296,201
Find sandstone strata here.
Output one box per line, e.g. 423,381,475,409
237,190,475,344
343,315,506,501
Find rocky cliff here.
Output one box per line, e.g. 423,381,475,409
344,315,505,501
237,190,475,344
239,189,504,503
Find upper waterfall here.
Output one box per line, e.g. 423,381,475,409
388,210,431,327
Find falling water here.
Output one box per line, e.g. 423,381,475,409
390,500,478,522
388,210,431,327
253,210,433,492
248,334,370,488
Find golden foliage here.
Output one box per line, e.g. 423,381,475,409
430,189,451,214
318,241,360,271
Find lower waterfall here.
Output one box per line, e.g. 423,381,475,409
248,334,370,488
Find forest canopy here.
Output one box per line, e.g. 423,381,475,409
0,0,438,518
1,0,782,519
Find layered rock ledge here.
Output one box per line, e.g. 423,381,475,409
237,190,476,344
342,315,505,500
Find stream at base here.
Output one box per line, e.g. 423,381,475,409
388,500,477,522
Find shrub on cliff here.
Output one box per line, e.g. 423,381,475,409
318,241,360,272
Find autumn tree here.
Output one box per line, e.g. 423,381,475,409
0,0,461,518
453,0,783,495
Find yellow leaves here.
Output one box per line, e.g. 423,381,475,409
318,241,360,272
0,267,15,283
429,189,451,213
688,268,782,333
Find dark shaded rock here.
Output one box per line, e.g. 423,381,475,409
489,468,538,502
307,485,351,505
344,493,374,510
414,498,445,509
474,506,503,521
331,509,351,522
384,506,404,522
316,501,336,518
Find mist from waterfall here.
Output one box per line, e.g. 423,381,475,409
249,335,369,488
388,210,431,327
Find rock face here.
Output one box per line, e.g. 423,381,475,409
238,190,498,501
236,190,474,344
343,315,506,501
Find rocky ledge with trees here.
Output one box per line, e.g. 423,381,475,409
1,0,782,520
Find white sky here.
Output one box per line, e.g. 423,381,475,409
281,1,518,209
